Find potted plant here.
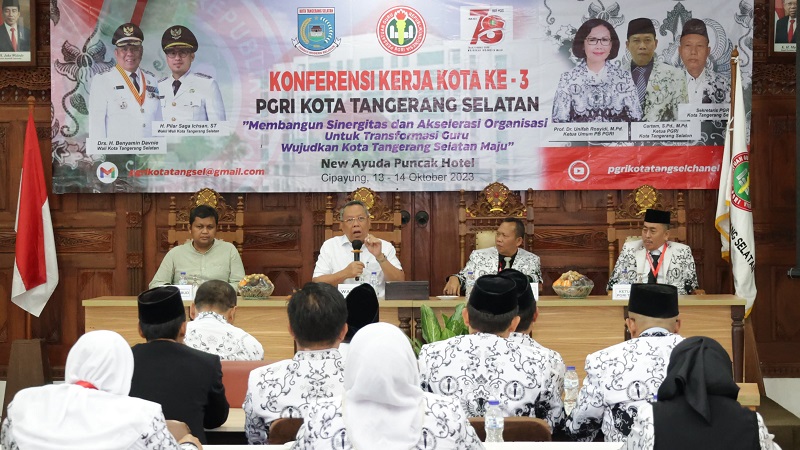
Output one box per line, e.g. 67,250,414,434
411,303,469,356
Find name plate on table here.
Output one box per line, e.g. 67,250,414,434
338,283,361,297
530,283,539,301
385,281,429,300
175,284,194,301
612,284,632,300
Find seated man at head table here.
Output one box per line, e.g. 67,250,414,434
149,204,245,291
1,330,202,450
624,336,782,450
312,200,404,298
419,274,565,433
129,286,229,444
607,208,700,295
244,282,347,445
444,217,542,295
185,279,264,361
567,283,684,443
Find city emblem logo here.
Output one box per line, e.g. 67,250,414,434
731,152,751,212
292,7,340,56
96,161,118,184
376,6,427,56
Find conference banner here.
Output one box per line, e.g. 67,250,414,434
50,0,754,193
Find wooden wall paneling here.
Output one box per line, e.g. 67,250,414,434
407,192,431,284
428,191,461,295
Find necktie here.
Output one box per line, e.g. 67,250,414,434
10,27,16,52
648,253,660,284
130,72,140,92
634,66,647,108
172,79,181,95
789,19,795,43
504,257,512,270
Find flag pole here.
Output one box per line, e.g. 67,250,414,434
24,96,35,340
726,48,739,295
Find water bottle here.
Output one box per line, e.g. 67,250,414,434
369,271,378,290
484,397,505,442
465,271,476,299
177,271,188,285
564,366,580,416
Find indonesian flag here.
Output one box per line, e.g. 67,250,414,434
714,61,757,315
11,112,58,317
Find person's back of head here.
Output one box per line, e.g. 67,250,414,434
498,269,536,333
652,336,758,450
194,279,236,314
343,283,379,343
465,274,519,335
288,282,348,349
137,286,187,341
626,283,680,337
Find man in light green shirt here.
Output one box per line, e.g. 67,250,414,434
149,205,245,291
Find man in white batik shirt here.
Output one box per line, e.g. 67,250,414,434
567,283,684,442
444,218,542,296
244,282,347,445
184,280,263,361
419,274,565,433
501,269,566,414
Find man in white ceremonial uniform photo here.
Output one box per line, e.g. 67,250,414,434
419,274,565,433
312,200,404,298
607,208,699,294
567,283,684,442
185,280,263,361
158,25,226,122
88,22,162,138
444,217,542,295
244,282,347,445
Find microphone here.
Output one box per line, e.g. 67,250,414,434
352,239,363,281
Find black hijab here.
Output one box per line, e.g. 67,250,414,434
653,336,759,450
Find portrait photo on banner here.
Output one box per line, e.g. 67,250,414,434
0,0,34,65
771,0,798,56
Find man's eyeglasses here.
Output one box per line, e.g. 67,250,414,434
343,216,368,224
586,37,612,46
166,49,193,59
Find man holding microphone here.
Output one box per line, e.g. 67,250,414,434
312,200,404,298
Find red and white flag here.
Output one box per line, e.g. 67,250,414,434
11,112,58,317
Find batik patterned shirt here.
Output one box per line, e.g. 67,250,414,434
567,330,684,442
185,311,264,361
607,240,699,295
290,394,485,450
244,349,345,445
418,333,565,432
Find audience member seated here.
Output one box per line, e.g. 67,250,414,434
338,283,379,360
244,282,347,445
500,268,566,393
624,336,782,450
129,286,229,444
185,280,264,361
419,274,565,432
607,208,699,294
293,322,484,449
150,205,245,291
1,330,202,450
312,200,404,298
567,283,683,442
444,218,542,295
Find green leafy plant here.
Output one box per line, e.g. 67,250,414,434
411,303,470,356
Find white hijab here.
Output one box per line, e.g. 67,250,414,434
343,322,425,450
6,330,162,450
